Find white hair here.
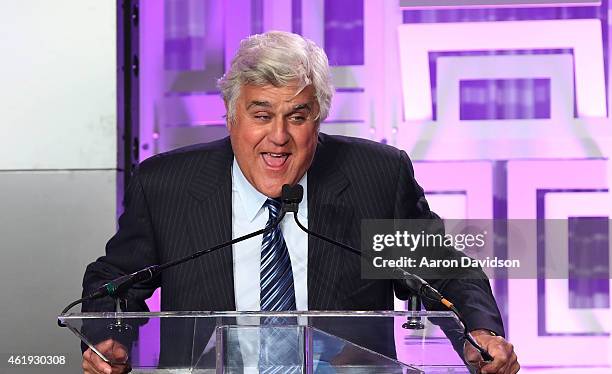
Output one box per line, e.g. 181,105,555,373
217,31,333,123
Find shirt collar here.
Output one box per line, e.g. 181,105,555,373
233,158,267,222
232,158,308,222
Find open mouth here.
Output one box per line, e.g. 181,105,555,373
261,152,290,168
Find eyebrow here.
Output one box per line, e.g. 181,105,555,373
246,100,272,110
246,101,312,112
292,103,311,111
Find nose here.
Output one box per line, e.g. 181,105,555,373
267,116,290,146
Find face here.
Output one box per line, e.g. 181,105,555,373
228,83,319,198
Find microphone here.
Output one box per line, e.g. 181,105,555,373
60,199,287,320
281,184,302,215
279,184,494,362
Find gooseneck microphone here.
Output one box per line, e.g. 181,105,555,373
279,184,494,363
59,201,288,320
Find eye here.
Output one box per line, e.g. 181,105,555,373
254,114,271,121
289,115,306,123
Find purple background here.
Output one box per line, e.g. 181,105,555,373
136,0,612,371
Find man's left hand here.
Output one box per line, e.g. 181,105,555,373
464,329,519,373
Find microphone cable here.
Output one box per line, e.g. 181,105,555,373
282,184,493,362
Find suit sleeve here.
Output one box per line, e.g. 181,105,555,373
392,150,505,337
82,167,161,314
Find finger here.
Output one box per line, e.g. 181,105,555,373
106,342,130,373
111,363,131,374
509,361,520,374
83,349,101,374
82,352,93,374
494,346,516,373
95,339,116,353
481,359,505,373
84,356,128,374
82,360,95,374
96,339,129,365
82,351,106,374
88,348,113,374
480,346,509,373
111,343,129,363
106,357,132,374
500,351,517,373
83,361,106,374
464,342,483,367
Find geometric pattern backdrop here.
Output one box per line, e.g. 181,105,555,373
138,0,612,370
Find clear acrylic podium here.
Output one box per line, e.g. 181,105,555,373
58,310,470,373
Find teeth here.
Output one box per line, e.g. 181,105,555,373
262,152,289,168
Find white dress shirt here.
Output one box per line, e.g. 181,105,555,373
231,158,309,311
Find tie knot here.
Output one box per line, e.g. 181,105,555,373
264,198,282,219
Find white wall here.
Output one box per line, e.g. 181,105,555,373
0,0,116,170
0,1,117,372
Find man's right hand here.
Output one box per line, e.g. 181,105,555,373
82,339,131,374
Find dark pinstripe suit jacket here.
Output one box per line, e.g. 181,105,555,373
82,133,503,360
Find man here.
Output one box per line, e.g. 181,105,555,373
82,31,519,373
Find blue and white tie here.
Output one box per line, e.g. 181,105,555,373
260,198,296,311
259,198,300,373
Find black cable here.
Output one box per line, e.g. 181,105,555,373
293,211,361,256
60,298,88,317
59,213,285,318
450,305,494,362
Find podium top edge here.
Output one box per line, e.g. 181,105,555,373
58,310,457,321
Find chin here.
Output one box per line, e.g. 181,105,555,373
258,183,283,198
258,177,290,196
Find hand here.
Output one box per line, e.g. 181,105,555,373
464,330,519,373
82,339,131,374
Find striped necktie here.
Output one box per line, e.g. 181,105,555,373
260,198,296,311
259,199,301,373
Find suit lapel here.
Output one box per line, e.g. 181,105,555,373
307,135,353,309
186,138,236,311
